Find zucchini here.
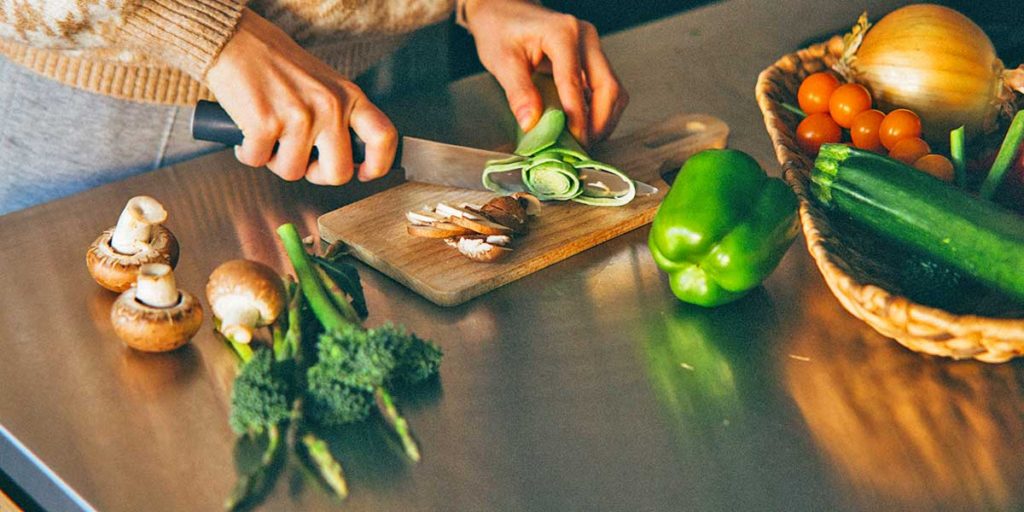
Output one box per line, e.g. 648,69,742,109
812,143,1024,303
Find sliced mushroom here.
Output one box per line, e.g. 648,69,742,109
447,214,514,236
406,209,445,226
407,222,475,238
510,192,542,215
206,259,285,344
434,202,482,220
87,196,179,292
110,263,202,352
479,196,529,234
444,234,512,249
453,237,512,263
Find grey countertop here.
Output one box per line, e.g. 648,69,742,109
3,1,1024,511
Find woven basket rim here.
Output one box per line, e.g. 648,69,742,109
755,36,1024,363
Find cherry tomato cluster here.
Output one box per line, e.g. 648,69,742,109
794,72,954,181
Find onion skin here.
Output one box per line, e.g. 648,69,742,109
841,4,1007,144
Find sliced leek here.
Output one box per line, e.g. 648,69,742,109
484,98,637,207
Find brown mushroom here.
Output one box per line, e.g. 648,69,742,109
87,196,179,292
205,259,286,344
110,263,203,352
477,196,529,234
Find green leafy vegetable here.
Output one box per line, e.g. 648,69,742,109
229,348,294,435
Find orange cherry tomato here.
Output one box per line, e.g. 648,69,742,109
796,113,842,155
829,83,873,128
889,137,931,165
879,109,923,150
798,72,841,115
913,154,954,182
849,109,885,152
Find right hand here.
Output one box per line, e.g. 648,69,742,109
205,9,397,185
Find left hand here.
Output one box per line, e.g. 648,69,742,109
462,0,629,147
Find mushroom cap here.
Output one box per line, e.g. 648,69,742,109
86,225,180,292
205,259,286,328
479,196,529,234
110,287,203,352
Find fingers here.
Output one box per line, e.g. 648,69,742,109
235,115,279,168
306,128,354,185
347,90,398,182
579,22,628,142
543,15,589,145
489,51,545,131
266,105,315,181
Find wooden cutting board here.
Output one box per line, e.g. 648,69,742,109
319,113,729,306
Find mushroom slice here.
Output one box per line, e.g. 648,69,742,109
479,196,529,234
454,237,512,263
110,263,202,353
407,222,475,238
206,259,286,344
485,235,513,247
511,192,543,215
406,209,444,226
447,214,514,236
86,196,179,292
445,234,512,248
434,202,481,220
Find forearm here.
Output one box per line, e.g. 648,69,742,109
0,0,246,78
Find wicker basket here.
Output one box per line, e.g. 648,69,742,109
755,36,1024,363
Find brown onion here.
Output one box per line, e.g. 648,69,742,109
836,5,1024,144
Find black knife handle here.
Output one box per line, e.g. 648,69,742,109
191,100,377,164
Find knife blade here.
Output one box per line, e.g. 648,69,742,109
190,100,657,195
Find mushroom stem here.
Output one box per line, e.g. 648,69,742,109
216,297,262,344
136,263,180,308
111,196,168,255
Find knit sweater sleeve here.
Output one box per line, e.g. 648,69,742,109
0,0,246,78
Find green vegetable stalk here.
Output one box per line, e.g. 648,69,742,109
980,111,1024,199
648,149,799,307
277,223,441,462
482,76,636,206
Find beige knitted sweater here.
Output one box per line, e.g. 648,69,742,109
0,0,455,104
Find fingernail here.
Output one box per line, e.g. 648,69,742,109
515,107,535,131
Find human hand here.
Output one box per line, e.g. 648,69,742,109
462,0,628,146
205,9,397,185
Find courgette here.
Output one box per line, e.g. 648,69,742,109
812,143,1024,303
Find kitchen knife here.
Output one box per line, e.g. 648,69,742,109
191,100,657,194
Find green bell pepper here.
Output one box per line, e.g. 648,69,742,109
648,149,799,307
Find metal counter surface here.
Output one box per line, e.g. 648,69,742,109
3,0,1023,510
